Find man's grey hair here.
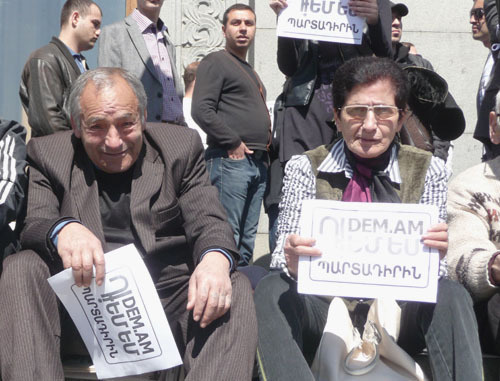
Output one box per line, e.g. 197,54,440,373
68,67,147,130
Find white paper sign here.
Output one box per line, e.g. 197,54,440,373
276,0,365,44
298,200,440,303
48,244,182,379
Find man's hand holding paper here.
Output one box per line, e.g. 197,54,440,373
57,222,105,287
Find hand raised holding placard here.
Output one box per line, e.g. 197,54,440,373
348,0,379,25
270,0,288,15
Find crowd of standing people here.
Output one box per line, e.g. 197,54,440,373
1,0,500,380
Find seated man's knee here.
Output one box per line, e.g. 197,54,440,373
232,270,253,293
231,271,256,315
1,250,50,286
228,271,257,334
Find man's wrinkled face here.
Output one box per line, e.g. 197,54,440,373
74,77,145,174
75,4,102,51
223,10,256,52
391,11,403,44
470,0,489,44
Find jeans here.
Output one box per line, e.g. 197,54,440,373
254,272,483,381
206,148,267,266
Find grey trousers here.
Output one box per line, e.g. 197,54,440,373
0,250,257,381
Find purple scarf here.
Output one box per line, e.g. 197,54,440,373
342,144,401,203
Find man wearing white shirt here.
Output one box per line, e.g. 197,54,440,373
98,0,184,124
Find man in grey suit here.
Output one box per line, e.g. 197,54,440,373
0,68,256,381
98,0,184,124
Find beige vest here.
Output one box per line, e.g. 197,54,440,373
305,143,432,203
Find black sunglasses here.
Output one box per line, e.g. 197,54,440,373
470,8,485,21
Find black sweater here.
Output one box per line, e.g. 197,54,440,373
191,50,270,151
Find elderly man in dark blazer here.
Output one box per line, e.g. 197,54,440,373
0,67,256,381
98,0,184,124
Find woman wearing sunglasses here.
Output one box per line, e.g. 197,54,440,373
254,57,483,381
269,0,392,164
265,0,393,253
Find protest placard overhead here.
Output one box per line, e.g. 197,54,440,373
48,244,182,379
298,200,440,303
276,0,365,44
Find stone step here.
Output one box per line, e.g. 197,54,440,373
63,354,500,380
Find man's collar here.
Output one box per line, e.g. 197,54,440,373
157,18,166,32
131,8,166,33
225,49,250,65
64,43,85,59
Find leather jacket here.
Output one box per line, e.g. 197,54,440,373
19,37,85,137
278,0,393,107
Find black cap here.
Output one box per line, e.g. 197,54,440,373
390,1,409,17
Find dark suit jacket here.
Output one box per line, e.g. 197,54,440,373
20,124,238,282
98,15,183,123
